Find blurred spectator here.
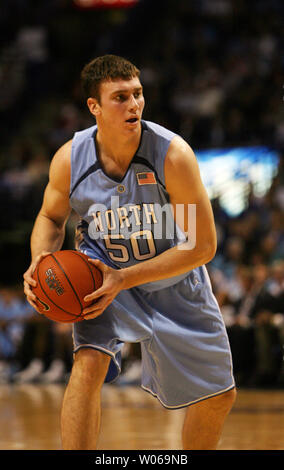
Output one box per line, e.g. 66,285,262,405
0,285,33,382
0,284,73,384
39,322,73,383
13,319,73,384
12,314,55,384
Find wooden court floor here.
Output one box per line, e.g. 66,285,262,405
0,383,284,450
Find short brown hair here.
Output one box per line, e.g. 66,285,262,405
81,54,140,102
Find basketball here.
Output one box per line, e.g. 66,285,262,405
31,250,103,323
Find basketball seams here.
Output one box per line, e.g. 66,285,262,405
71,250,102,291
51,253,84,315
35,261,80,320
72,251,96,290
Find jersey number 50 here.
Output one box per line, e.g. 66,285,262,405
103,230,156,263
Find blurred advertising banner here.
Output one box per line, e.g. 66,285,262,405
73,0,139,9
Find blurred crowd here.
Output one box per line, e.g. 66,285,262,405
0,285,73,383
0,0,283,386
208,168,284,387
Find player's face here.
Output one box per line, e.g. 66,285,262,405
90,77,145,136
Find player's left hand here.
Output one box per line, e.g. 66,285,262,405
82,259,125,320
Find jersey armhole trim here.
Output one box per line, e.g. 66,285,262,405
69,161,100,198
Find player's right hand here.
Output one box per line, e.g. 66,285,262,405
23,251,51,313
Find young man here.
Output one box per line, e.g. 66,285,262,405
23,55,236,450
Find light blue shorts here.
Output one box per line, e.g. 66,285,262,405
73,259,235,409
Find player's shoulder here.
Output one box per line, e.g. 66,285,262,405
48,140,73,191
72,124,97,144
166,134,196,169
143,120,177,142
51,139,73,170
143,120,197,170
143,120,194,159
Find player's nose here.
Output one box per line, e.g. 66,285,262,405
129,94,139,111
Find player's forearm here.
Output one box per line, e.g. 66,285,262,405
120,240,216,290
30,212,66,262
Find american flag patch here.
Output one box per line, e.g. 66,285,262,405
137,172,157,185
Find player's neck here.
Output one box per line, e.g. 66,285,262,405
96,125,141,167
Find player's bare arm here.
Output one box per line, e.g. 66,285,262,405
83,136,217,318
23,140,72,309
164,135,217,257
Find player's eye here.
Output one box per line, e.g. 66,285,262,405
115,94,127,102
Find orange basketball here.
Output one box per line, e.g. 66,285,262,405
31,250,103,323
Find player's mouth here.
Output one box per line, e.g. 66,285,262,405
125,117,139,124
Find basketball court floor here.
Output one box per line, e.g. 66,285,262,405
0,383,283,450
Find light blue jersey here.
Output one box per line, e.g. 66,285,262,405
69,120,235,408
70,120,189,291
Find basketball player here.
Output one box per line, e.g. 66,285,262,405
23,55,236,450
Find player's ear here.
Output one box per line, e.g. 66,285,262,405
87,97,101,117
